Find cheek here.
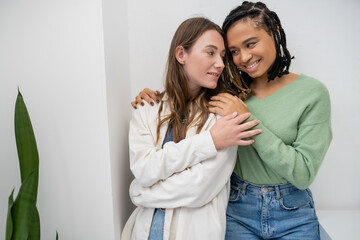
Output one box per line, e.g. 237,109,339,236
265,43,277,61
264,50,277,67
232,55,240,66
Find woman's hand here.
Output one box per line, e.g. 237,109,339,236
131,88,160,109
210,112,261,150
209,93,248,116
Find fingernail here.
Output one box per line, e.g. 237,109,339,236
257,129,262,133
232,112,238,116
150,102,154,106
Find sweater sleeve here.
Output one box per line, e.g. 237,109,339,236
248,84,332,189
129,145,237,208
129,104,217,187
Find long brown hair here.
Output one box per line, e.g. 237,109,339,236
156,17,224,144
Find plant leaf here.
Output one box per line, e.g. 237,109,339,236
56,231,59,240
15,90,39,201
6,189,15,240
12,171,37,240
28,207,40,240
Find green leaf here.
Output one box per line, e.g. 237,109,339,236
6,189,15,240
28,207,40,240
12,172,37,240
56,231,59,240
12,90,42,240
14,90,39,200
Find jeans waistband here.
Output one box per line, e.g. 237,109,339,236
231,174,303,199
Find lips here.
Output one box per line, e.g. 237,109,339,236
207,72,220,77
244,59,261,70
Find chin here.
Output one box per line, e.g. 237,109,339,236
207,84,217,89
247,71,263,79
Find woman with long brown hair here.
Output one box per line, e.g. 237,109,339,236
121,17,260,240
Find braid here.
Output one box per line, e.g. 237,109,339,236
222,1,293,85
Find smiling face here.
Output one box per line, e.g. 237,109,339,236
181,30,226,97
227,19,276,82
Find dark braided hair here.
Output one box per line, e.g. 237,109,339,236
222,1,293,89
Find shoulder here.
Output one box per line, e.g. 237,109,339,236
131,98,168,127
295,75,331,123
297,74,329,92
131,103,158,123
294,74,331,100
133,101,160,116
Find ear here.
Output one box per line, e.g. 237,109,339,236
175,46,186,65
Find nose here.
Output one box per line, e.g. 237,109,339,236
239,50,252,63
215,55,225,70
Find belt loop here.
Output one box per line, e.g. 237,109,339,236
241,181,247,195
275,185,281,200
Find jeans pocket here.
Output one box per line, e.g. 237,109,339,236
229,185,240,202
279,189,312,210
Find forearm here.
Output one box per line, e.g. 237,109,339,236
130,146,237,208
250,115,332,189
130,105,217,187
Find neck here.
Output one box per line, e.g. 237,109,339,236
188,87,200,99
250,72,298,99
251,74,273,90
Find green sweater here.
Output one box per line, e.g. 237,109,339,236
234,74,332,189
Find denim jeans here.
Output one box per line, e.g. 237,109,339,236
225,174,320,240
148,208,165,240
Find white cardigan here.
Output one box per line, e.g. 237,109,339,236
121,97,237,240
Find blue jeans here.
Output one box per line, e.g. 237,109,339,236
148,208,165,240
225,174,320,240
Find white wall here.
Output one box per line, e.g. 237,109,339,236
127,0,360,211
102,0,134,237
0,0,115,239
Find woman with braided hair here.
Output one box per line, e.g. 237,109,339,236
214,2,332,239
132,1,332,239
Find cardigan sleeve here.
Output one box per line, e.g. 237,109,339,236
248,83,332,189
129,145,237,208
129,103,217,187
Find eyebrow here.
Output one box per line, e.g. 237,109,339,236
205,44,226,53
228,37,258,49
242,37,258,45
205,44,219,49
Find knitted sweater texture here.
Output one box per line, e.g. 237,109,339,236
234,74,332,189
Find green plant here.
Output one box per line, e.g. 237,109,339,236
6,90,40,240
5,90,41,239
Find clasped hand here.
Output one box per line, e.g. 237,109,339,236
131,89,261,150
